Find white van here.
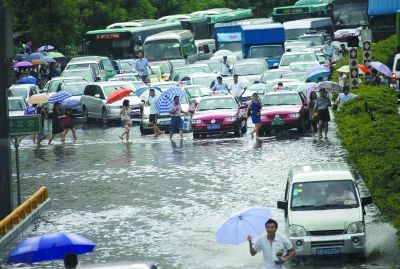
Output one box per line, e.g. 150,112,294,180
390,53,400,101
143,30,198,63
283,18,334,41
195,39,216,60
277,163,372,257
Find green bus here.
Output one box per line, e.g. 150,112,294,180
272,1,333,24
84,20,182,59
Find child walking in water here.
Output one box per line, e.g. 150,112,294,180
61,108,77,144
119,99,131,142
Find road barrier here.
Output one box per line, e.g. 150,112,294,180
0,186,49,236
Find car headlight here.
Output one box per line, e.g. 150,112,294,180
290,113,300,118
347,222,364,234
192,119,202,124
289,225,307,237
224,116,237,122
261,116,267,120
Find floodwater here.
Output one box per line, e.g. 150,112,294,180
1,119,399,268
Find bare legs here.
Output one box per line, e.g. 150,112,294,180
318,121,328,139
119,123,130,142
62,128,77,144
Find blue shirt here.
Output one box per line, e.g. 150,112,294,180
135,58,150,76
322,44,337,57
211,82,228,93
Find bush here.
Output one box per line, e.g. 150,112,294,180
335,85,400,233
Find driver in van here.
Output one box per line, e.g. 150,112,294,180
292,184,316,207
326,183,356,204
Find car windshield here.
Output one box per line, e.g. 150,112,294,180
62,70,92,81
250,45,283,59
192,76,215,87
262,93,301,106
144,39,182,61
63,84,86,96
298,36,324,46
119,61,135,72
285,28,309,40
8,99,25,111
290,180,359,211
261,71,285,82
280,53,317,67
281,73,307,82
186,87,210,98
174,66,211,77
67,63,99,71
196,98,237,111
219,42,242,52
103,84,134,97
10,88,27,99
233,63,265,76
207,62,222,73
289,63,317,72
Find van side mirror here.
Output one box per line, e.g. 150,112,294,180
361,196,372,206
94,94,101,98
95,76,101,82
277,200,288,210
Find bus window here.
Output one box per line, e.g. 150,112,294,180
182,37,196,55
144,39,182,61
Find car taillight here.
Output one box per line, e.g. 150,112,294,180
392,73,397,81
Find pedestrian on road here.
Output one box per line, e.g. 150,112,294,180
147,88,162,135
246,93,262,140
48,102,64,145
211,76,229,94
320,39,338,63
336,85,357,110
169,96,184,140
315,88,332,139
221,56,230,76
61,108,77,144
308,91,318,137
119,99,132,142
64,253,78,269
229,74,247,101
32,104,47,145
247,219,296,269
135,52,152,83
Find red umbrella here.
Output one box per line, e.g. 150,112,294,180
358,64,369,74
106,88,132,104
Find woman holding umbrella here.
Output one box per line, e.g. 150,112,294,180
48,102,65,145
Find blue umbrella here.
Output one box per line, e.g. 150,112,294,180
7,232,96,264
16,76,39,85
43,56,56,63
216,208,272,245
14,54,27,61
156,86,186,114
306,70,331,83
27,52,45,62
135,86,161,97
62,96,81,109
48,91,72,104
306,65,329,76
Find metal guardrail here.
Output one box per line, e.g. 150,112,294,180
0,186,49,236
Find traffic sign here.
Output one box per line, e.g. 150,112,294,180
349,47,359,88
9,115,42,136
363,40,372,68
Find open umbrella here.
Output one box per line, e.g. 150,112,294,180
106,88,132,104
43,56,56,63
317,81,342,92
27,52,45,62
358,64,369,74
16,76,39,85
13,61,33,68
37,45,55,52
336,65,365,74
27,93,49,105
306,65,330,76
156,86,186,114
370,61,392,77
138,88,162,102
306,70,330,83
14,54,27,61
216,208,272,245
7,232,95,264
135,86,161,97
31,59,48,65
48,91,72,104
47,51,64,58
62,96,81,109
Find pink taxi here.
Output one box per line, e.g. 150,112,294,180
191,96,247,138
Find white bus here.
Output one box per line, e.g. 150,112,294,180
143,30,198,63
283,17,334,41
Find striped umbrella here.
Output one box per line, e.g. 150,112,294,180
156,86,186,114
48,91,72,104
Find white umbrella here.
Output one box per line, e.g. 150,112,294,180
317,81,342,92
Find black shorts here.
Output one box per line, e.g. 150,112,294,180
318,109,330,122
149,114,158,124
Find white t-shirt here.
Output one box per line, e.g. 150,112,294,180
337,92,357,109
148,95,159,114
221,62,230,76
253,233,293,269
230,81,245,97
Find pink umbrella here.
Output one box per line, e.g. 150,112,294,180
13,61,33,68
369,61,392,77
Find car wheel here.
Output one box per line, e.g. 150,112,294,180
101,109,109,126
140,124,153,135
83,107,89,123
193,132,200,139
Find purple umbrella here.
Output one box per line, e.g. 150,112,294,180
369,61,392,77
13,61,33,68
306,65,330,76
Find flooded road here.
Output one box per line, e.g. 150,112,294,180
1,119,399,268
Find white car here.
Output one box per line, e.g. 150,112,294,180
277,162,372,257
8,97,28,116
279,50,319,70
8,84,40,102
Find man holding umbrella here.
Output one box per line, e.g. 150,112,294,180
169,96,184,140
247,219,295,269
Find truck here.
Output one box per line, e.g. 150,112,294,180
368,0,400,42
214,18,272,58
240,23,286,69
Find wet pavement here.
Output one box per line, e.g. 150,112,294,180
1,119,399,268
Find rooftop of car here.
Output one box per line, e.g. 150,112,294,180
180,72,218,78
68,56,107,63
265,90,297,95
9,84,37,89
289,163,353,183
87,81,134,86
200,95,235,101
49,76,86,81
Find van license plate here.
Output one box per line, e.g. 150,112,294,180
316,248,340,255
160,120,171,126
207,124,220,130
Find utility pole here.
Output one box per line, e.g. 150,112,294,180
0,2,15,219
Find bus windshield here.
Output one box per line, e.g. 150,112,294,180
144,39,182,61
250,45,283,59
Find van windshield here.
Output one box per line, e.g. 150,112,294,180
144,39,182,61
285,28,308,40
290,180,359,211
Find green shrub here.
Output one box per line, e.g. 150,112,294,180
335,85,400,234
